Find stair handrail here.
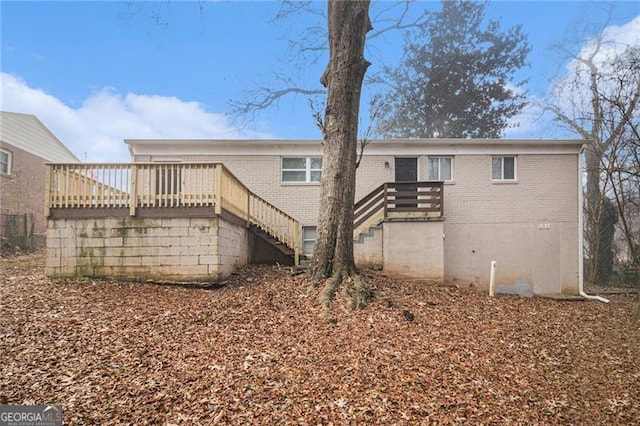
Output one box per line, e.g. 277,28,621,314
353,181,444,240
248,193,300,266
353,183,388,239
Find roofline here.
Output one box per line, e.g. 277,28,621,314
1,111,81,162
125,138,587,146
125,138,586,159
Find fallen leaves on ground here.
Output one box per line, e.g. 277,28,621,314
1,251,638,425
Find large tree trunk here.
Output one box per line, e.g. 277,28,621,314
309,0,371,308
584,145,603,283
584,66,605,284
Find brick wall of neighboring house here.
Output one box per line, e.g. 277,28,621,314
0,141,47,235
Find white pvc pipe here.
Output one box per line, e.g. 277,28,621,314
489,260,496,297
577,147,609,303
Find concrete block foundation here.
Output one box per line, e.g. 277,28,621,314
46,214,249,282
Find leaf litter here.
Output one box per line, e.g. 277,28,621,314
1,251,638,424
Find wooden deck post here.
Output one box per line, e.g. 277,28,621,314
44,165,51,218
214,164,223,215
293,223,301,267
129,163,137,216
383,183,388,218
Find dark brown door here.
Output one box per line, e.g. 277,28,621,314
394,157,417,182
394,158,418,208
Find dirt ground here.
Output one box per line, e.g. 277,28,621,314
1,251,638,425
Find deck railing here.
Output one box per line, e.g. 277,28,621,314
45,162,300,264
46,163,132,210
135,163,217,209
249,193,300,265
219,166,250,221
353,181,444,239
45,163,221,213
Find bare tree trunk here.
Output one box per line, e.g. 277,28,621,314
309,0,372,308
584,146,603,283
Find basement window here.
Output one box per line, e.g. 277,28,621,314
0,149,12,175
282,157,322,183
491,156,516,181
302,226,317,256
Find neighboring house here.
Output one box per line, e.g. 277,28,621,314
120,138,585,296
0,111,79,243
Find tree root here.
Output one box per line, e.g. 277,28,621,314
318,276,340,308
344,274,373,310
318,272,373,310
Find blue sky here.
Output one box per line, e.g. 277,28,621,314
1,1,639,162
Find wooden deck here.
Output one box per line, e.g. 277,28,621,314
45,162,300,265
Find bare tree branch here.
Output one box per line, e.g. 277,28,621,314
308,97,326,137
368,1,431,39
234,0,434,119
235,87,324,113
545,105,591,139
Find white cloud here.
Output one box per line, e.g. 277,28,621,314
0,72,272,162
510,14,640,139
580,14,640,63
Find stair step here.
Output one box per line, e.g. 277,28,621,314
248,225,295,258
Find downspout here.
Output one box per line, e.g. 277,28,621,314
577,146,609,303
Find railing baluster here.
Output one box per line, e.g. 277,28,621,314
63,166,69,208
145,165,150,207
107,165,112,207
81,165,87,207
129,164,136,215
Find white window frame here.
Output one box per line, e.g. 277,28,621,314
0,148,12,175
491,155,517,182
302,226,317,256
427,156,453,182
281,157,322,184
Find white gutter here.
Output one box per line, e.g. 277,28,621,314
577,146,609,303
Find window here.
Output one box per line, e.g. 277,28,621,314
492,156,516,181
302,226,317,256
0,149,12,175
282,157,322,183
427,156,453,181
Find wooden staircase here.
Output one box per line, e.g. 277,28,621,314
249,224,296,257
249,181,445,266
248,193,301,266
353,181,444,240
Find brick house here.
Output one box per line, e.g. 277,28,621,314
0,111,79,243
114,138,586,296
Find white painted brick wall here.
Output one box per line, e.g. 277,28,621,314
180,153,577,228
443,154,578,224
